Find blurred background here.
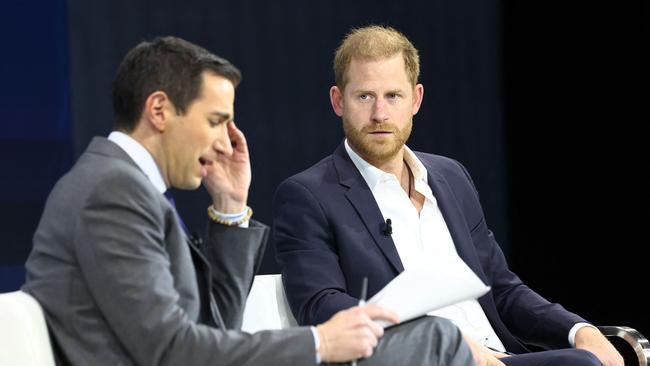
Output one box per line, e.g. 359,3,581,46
1,0,648,336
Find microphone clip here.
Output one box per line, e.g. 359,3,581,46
383,218,392,236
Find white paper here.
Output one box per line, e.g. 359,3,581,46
367,257,490,328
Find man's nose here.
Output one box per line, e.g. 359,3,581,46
371,98,388,123
213,127,233,156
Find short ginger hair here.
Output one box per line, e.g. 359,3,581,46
333,25,420,90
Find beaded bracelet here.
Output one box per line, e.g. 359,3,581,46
207,205,253,226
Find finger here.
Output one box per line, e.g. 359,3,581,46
358,334,375,358
227,122,247,151
227,121,249,153
486,348,510,359
361,304,400,324
363,340,374,358
361,326,379,348
343,307,369,327
367,317,384,338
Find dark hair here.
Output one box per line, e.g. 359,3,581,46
112,36,242,131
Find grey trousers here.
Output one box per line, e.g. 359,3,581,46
332,316,475,366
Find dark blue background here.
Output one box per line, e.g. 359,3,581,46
0,0,73,291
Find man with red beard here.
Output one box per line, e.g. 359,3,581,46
273,25,622,366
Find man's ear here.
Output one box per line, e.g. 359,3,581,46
142,91,172,132
329,86,344,117
411,84,424,116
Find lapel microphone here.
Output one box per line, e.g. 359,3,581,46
383,218,392,236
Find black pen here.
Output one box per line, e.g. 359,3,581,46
352,277,368,366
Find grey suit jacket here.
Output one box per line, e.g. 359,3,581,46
23,137,315,366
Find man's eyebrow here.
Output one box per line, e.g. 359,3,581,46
209,111,233,121
350,88,404,94
351,89,375,94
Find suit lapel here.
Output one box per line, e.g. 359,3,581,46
333,144,404,273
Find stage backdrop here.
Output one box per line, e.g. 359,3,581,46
66,0,507,275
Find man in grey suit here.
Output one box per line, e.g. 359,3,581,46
22,36,474,366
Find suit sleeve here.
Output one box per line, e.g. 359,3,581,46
273,178,358,326
201,219,269,330
451,159,586,349
74,174,315,366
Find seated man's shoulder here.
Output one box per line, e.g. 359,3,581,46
58,151,162,216
85,155,153,191
279,154,336,188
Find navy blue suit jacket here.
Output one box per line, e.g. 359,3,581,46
273,143,586,353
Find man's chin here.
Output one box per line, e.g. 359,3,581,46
356,141,403,161
174,178,202,191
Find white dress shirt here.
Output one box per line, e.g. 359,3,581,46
108,131,167,193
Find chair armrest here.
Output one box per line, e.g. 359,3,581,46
0,291,56,366
599,325,650,366
242,274,297,332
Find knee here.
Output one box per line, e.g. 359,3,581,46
556,349,601,366
415,316,465,351
390,316,462,347
419,316,461,338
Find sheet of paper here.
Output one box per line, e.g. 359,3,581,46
368,257,490,328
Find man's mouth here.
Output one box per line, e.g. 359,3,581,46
198,157,212,177
199,157,214,166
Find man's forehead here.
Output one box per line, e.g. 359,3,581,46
196,73,235,108
346,59,410,89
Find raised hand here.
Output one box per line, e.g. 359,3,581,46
203,121,251,213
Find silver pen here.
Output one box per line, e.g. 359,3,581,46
351,276,368,366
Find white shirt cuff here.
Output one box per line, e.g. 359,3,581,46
310,326,321,364
568,322,597,347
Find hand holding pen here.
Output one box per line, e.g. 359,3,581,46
315,276,399,364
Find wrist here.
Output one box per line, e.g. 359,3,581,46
315,324,329,362
210,197,247,214
207,205,252,226
573,323,599,347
